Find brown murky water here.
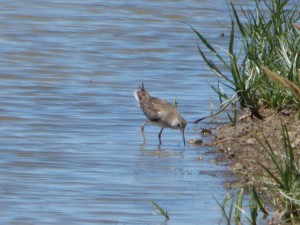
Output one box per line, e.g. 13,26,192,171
0,1,251,224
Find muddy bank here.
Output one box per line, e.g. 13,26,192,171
212,108,300,188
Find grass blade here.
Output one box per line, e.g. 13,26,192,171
150,201,169,220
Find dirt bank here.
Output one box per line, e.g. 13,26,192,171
213,108,300,188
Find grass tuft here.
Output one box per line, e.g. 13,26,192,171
255,122,300,223
192,0,300,123
263,66,300,105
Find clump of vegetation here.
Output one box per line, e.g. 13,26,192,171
193,0,300,123
256,123,300,224
214,186,268,225
192,0,300,223
216,123,300,224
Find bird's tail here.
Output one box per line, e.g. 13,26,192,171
133,90,140,102
133,82,150,103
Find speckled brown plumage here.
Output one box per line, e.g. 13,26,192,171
134,82,186,145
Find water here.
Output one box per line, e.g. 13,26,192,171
0,1,242,224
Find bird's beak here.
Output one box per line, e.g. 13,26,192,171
180,127,186,146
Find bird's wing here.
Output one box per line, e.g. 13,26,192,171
145,98,173,122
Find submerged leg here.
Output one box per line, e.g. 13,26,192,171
158,128,164,145
141,120,148,144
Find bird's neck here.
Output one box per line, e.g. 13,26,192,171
138,89,150,102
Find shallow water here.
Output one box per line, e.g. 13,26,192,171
0,1,252,224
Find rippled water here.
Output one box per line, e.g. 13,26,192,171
0,1,246,224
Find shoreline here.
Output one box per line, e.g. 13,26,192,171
212,108,300,189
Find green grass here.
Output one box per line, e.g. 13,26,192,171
192,0,300,223
256,123,300,223
215,186,268,225
192,0,300,122
150,201,170,220
217,123,299,224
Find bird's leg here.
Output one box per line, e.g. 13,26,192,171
158,128,164,145
141,120,148,144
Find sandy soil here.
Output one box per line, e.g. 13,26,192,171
212,108,300,189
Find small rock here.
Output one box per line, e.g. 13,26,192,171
188,139,203,145
228,153,235,159
201,128,212,135
209,159,218,164
246,138,256,145
234,162,243,170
